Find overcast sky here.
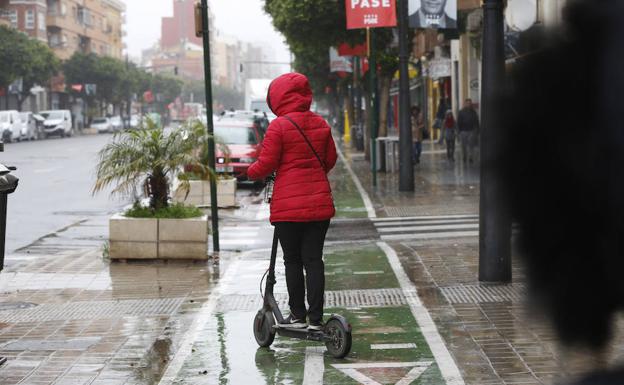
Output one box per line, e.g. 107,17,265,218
125,0,291,63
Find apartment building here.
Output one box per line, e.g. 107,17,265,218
0,0,9,27
2,0,48,42
46,0,125,60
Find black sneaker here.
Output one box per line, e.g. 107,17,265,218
280,315,307,329
308,321,323,331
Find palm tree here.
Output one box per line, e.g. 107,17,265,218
93,119,210,210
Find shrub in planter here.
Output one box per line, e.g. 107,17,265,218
93,119,212,260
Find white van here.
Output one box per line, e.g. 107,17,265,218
0,110,22,143
40,110,72,138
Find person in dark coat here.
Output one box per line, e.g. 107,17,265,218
457,98,479,163
501,1,624,384
248,73,337,331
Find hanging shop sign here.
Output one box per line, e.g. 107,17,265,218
428,58,452,79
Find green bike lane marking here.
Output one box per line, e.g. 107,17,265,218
160,152,462,384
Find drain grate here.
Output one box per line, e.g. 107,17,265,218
217,288,407,312
0,298,185,323
440,284,526,304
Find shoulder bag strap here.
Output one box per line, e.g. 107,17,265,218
282,115,326,170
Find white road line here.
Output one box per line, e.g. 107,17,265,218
303,346,325,385
378,242,464,385
157,254,245,385
338,368,381,385
370,343,417,350
353,270,385,275
397,363,434,385
374,219,478,227
335,142,376,218
373,214,478,222
376,224,479,233
381,231,478,241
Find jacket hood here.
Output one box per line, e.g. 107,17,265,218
266,73,312,116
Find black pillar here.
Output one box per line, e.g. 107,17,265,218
199,0,220,253
479,0,511,282
398,0,414,191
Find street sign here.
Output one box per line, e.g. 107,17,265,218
345,0,397,30
428,58,452,79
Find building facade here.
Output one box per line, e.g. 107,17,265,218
46,0,126,60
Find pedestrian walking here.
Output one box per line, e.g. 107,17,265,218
411,105,424,164
435,98,448,144
457,98,480,163
247,73,337,331
443,110,457,161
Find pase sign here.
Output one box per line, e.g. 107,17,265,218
346,0,397,30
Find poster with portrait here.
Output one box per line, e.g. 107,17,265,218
408,0,457,29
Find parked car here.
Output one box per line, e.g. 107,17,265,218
0,110,22,143
40,110,72,138
219,110,271,139
110,116,123,132
92,117,113,133
18,112,38,141
214,120,263,181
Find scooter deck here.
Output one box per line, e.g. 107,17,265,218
273,325,326,342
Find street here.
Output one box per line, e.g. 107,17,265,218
4,134,124,254
0,137,598,385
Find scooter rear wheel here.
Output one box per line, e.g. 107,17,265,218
253,310,275,347
324,318,352,358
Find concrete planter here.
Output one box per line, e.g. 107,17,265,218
173,178,237,208
109,214,208,260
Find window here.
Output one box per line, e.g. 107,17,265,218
9,10,17,28
38,12,46,31
25,9,35,29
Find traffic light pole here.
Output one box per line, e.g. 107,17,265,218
479,0,511,282
398,0,414,191
198,0,220,254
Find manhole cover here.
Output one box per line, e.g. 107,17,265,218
0,302,38,312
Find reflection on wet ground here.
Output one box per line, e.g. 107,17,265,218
0,248,221,385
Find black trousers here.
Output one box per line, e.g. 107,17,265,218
274,220,330,323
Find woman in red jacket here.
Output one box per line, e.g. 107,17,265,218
247,73,337,331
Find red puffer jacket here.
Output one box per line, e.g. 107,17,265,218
247,73,337,223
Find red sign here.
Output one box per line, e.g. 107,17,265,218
345,0,397,30
338,43,368,57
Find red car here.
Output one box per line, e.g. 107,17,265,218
214,120,264,181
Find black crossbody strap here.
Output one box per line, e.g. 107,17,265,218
282,115,326,170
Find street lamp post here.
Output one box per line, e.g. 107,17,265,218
398,0,414,191
479,0,511,282
197,0,220,254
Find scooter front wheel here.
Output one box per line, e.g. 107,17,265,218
253,310,275,347
324,318,352,358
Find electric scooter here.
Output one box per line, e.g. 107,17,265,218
253,229,352,358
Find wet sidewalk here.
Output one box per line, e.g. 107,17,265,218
340,139,615,384
161,148,463,385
